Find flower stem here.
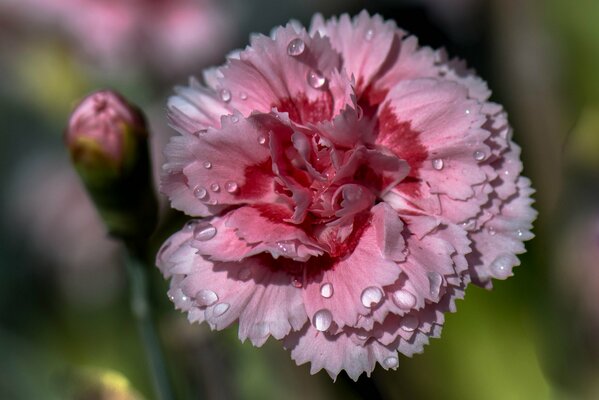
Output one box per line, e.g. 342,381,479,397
125,249,174,400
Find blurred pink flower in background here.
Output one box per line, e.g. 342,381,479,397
1,0,236,73
5,154,122,306
157,11,536,379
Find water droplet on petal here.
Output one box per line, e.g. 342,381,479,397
219,88,231,102
196,289,218,306
432,158,444,170
356,332,368,340
210,183,220,192
213,302,230,317
427,272,443,299
307,70,326,89
253,322,269,338
473,150,486,161
184,219,200,230
194,129,208,137
490,253,517,279
238,267,251,281
465,108,471,114
225,181,238,193
287,38,305,56
291,277,303,288
461,218,476,231
203,161,212,169
239,91,248,100
193,186,208,200
257,135,267,145
231,115,239,123
488,226,496,236
383,356,399,369
365,29,374,41
313,309,333,332
194,223,217,241
320,283,333,298
401,315,419,332
361,286,383,308
276,241,295,254
392,290,416,309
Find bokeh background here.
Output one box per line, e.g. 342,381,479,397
1,0,598,398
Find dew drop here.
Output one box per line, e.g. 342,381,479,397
473,150,486,161
184,219,200,230
364,29,374,41
356,332,368,340
203,161,212,169
194,129,208,137
210,183,220,192
291,277,303,288
320,283,334,298
276,241,295,254
490,253,517,279
361,286,383,308
465,108,471,114
253,322,269,338
225,181,239,193
287,38,305,56
392,290,416,309
488,226,496,236
238,267,252,281
401,315,419,332
219,88,231,102
427,272,443,299
257,135,267,145
307,70,326,89
313,309,333,332
194,223,217,241
239,91,248,100
193,186,208,200
461,218,477,231
383,356,399,369
231,115,239,123
196,289,218,306
213,302,230,317
432,158,444,170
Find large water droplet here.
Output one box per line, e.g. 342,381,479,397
287,38,305,56
213,302,230,317
203,161,212,169
383,356,399,369
307,70,326,89
193,186,208,200
196,289,218,306
428,272,443,299
210,183,220,192
320,283,333,298
364,29,374,41
392,290,416,309
473,150,486,161
219,88,231,102
195,223,217,241
313,309,333,332
361,286,383,308
401,315,419,331
225,181,239,193
490,253,517,279
432,158,444,170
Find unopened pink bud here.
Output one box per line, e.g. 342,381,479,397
66,90,146,169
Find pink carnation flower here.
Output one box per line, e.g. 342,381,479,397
157,11,537,379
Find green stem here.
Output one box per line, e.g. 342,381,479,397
125,250,174,400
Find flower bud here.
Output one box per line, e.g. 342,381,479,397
66,90,157,242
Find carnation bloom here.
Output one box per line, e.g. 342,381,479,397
157,11,536,379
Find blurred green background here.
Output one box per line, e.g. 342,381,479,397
1,0,598,399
